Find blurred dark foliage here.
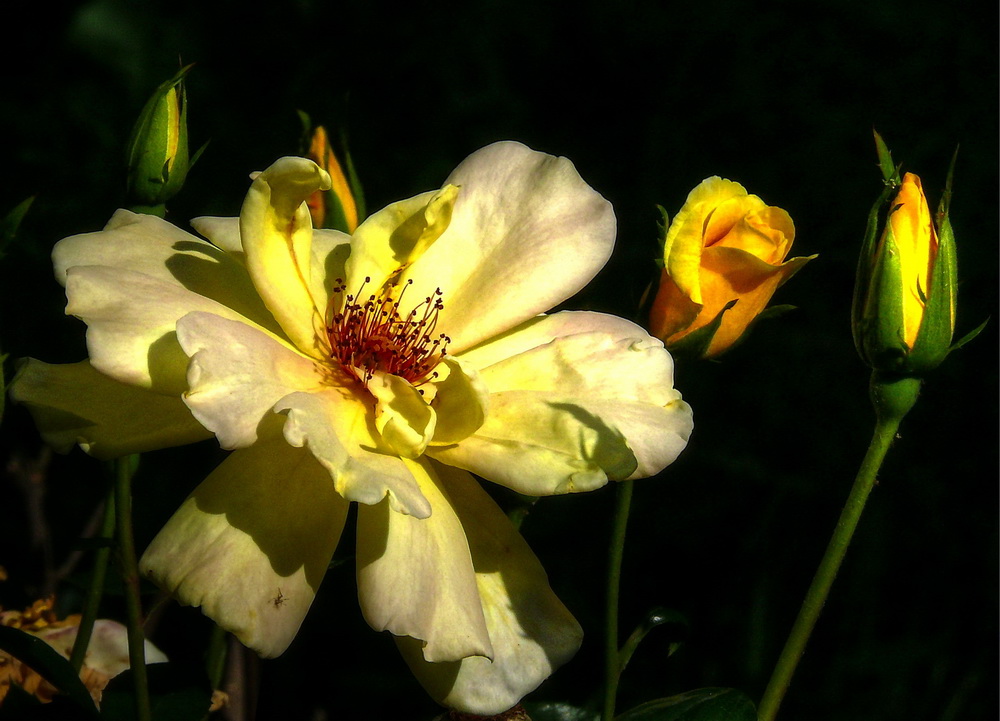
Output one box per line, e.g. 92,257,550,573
1,1,996,719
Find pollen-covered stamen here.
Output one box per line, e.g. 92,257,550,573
327,276,450,386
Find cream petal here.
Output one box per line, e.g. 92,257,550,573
86,620,170,675
8,359,211,459
190,216,241,255
368,370,437,459
567,396,692,480
475,319,679,403
64,266,269,395
346,186,459,296
176,312,326,449
274,389,431,518
428,392,636,495
54,210,279,333
432,311,693,492
191,216,351,321
139,437,349,658
240,157,332,358
456,310,641,371
428,357,489,445
309,228,352,322
396,463,583,715
34,621,168,677
355,458,491,663
401,141,617,352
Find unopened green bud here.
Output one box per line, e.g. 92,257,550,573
126,65,192,208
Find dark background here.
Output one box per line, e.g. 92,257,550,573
1,1,996,719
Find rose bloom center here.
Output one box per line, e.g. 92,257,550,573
326,276,450,388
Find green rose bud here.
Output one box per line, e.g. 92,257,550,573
125,65,192,208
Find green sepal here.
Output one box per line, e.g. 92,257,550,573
189,140,209,170
296,109,313,149
321,129,363,233
655,204,670,253
340,127,366,224
616,688,757,721
950,315,989,351
0,626,100,718
506,492,540,531
861,207,911,371
667,299,737,360
753,303,797,322
320,187,348,232
851,180,897,358
907,204,957,372
873,129,901,185
937,145,958,219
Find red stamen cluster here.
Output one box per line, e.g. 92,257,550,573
327,276,450,386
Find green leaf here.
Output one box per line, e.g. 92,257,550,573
0,626,100,718
615,688,756,721
100,662,211,721
1,350,8,423
2,692,97,720
619,607,690,672
523,701,599,721
0,195,35,261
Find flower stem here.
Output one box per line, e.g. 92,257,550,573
201,624,229,721
115,455,152,721
603,479,634,721
757,374,920,721
69,485,116,672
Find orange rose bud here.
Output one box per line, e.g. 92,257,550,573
305,126,360,233
649,177,814,358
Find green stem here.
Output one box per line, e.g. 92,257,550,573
128,203,166,218
115,455,152,721
507,493,539,531
202,624,229,721
205,624,228,691
603,479,634,721
758,374,920,721
69,486,116,672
